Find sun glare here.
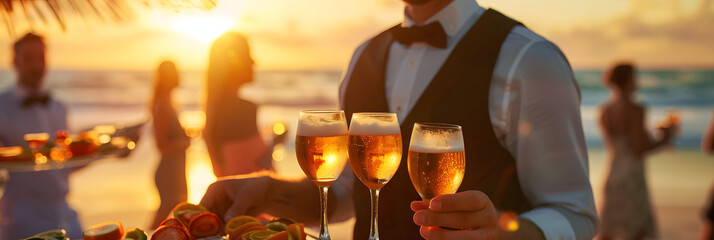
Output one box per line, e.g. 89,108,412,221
187,150,217,204
170,14,233,42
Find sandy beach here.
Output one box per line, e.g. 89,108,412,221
66,126,714,239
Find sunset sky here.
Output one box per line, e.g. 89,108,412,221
0,0,712,71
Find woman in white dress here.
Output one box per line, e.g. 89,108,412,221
599,63,676,240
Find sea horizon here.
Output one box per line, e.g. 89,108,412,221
1,68,712,149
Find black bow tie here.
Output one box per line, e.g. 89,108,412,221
22,94,50,108
391,21,448,49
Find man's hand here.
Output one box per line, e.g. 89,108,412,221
199,174,275,222
199,173,322,225
411,190,498,240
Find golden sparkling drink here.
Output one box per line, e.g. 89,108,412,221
296,110,348,240
296,134,349,187
348,133,402,190
408,150,465,200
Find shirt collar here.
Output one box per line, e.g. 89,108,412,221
13,84,47,100
403,0,484,37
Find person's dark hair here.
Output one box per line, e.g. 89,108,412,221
155,60,179,93
204,32,255,147
206,32,254,99
13,33,45,54
605,63,635,90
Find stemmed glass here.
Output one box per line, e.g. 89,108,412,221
407,123,465,201
295,110,349,240
348,113,402,240
24,133,50,165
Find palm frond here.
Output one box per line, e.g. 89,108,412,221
1,0,217,35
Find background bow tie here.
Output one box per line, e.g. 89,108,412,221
391,21,448,49
22,94,50,108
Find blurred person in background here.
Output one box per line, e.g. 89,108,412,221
598,63,677,240
0,33,82,239
149,61,190,229
203,32,283,178
702,108,714,240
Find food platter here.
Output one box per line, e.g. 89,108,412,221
20,203,311,240
0,140,134,173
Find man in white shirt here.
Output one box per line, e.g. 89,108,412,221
201,0,597,239
0,33,82,239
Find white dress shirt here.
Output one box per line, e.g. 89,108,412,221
336,0,598,239
0,85,82,240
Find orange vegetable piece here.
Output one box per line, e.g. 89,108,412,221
187,212,222,238
229,222,267,240
82,221,124,240
225,215,260,233
287,223,306,240
159,217,184,227
151,225,191,240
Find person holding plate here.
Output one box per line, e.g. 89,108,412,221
0,33,82,240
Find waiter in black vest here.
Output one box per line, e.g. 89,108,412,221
201,0,597,239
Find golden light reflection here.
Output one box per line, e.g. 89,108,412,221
314,153,339,180
94,125,117,135
35,153,47,165
186,142,217,204
273,122,287,135
272,143,285,162
110,136,127,147
99,134,111,144
180,111,206,138
325,154,336,165
170,14,233,42
127,141,136,150
389,153,400,165
498,211,520,232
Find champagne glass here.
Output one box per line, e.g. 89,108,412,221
24,133,50,165
295,110,349,240
407,123,465,201
348,113,402,240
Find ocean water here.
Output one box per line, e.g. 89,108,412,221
1,69,711,149
576,70,714,149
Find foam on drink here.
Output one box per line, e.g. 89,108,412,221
408,123,465,200
349,116,400,135
297,118,348,137
408,130,464,153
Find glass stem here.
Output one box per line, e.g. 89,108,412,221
369,189,380,240
318,186,331,240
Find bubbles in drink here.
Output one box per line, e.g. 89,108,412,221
349,113,402,189
407,123,465,200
